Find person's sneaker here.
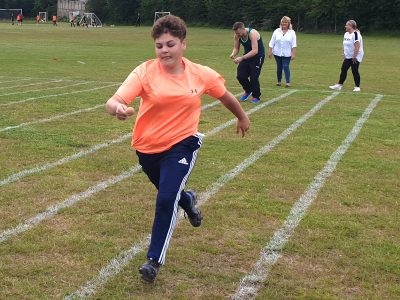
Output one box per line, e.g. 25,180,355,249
184,190,202,227
139,259,161,283
250,97,260,103
239,92,252,101
353,87,361,92
329,84,342,91
276,82,281,86
285,83,291,88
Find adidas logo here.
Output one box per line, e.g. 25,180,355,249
178,157,188,165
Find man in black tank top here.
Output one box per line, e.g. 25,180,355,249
230,22,265,103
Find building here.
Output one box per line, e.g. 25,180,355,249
57,0,87,18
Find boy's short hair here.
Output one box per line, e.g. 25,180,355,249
151,15,187,40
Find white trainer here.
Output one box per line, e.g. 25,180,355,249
329,84,342,90
353,87,361,92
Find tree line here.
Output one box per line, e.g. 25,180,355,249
1,0,399,32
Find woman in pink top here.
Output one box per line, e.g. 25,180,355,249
106,15,250,283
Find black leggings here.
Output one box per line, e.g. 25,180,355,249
339,58,361,87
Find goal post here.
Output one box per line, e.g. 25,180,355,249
154,11,170,23
81,13,102,27
0,8,22,21
38,11,47,22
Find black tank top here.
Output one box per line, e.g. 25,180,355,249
240,28,265,56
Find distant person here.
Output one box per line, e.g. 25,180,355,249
52,15,57,26
268,16,297,88
70,15,76,27
105,15,250,283
36,14,41,24
329,20,364,92
136,13,141,26
11,13,14,25
76,15,81,27
17,13,23,25
230,21,265,103
82,15,88,27
92,17,97,27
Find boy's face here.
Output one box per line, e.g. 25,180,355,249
154,32,186,68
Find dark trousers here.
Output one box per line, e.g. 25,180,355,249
136,134,203,265
237,55,265,98
339,58,361,87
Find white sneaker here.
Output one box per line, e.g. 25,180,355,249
353,87,361,92
329,84,342,91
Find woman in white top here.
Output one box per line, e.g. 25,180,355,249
329,20,364,92
268,16,297,87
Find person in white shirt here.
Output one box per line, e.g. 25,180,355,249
268,16,297,87
329,20,364,92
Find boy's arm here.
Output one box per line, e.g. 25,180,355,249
105,94,134,120
218,91,250,137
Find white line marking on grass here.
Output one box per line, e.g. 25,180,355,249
78,61,86,64
0,99,225,187
0,90,294,297
0,79,62,91
0,165,142,244
0,98,240,240
65,92,343,300
64,236,151,300
0,84,119,107
0,91,294,299
0,81,91,97
231,94,383,300
0,133,130,187
206,90,297,137
0,78,33,84
0,104,104,132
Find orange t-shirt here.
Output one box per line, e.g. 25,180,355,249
115,57,226,154
52,16,57,21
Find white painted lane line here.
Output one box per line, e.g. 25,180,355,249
0,165,142,244
0,81,91,97
65,91,336,300
231,94,382,300
0,78,33,84
206,90,297,137
0,104,104,132
0,91,293,242
64,235,151,300
0,100,223,187
0,79,63,91
0,76,120,84
0,134,131,187
0,84,120,107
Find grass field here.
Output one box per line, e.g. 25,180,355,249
0,21,399,299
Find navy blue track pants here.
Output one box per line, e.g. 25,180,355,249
136,134,203,265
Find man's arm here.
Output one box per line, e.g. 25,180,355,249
233,30,259,64
230,35,240,59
